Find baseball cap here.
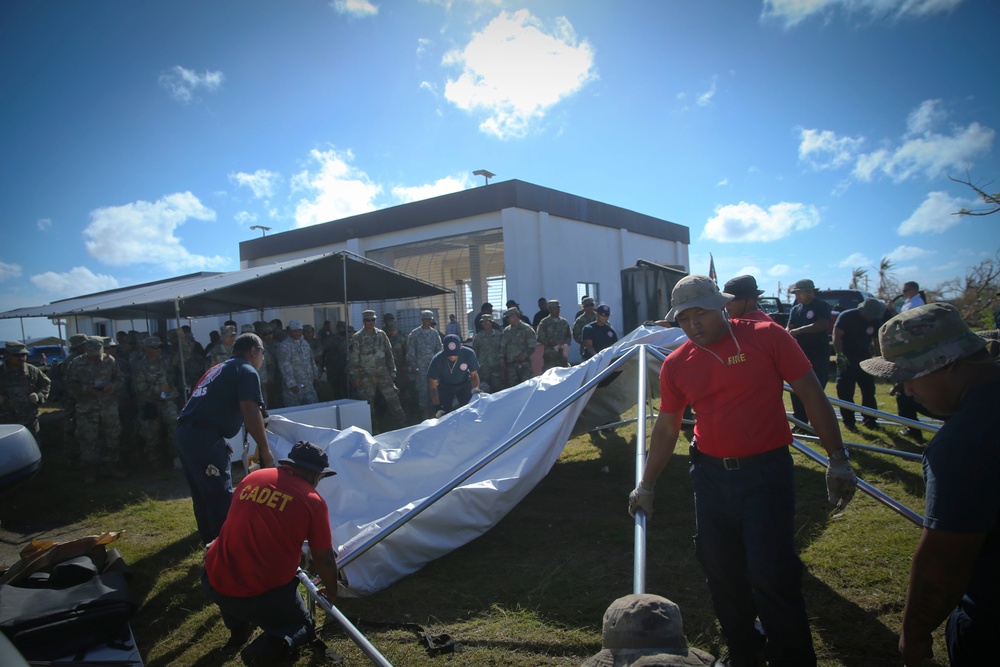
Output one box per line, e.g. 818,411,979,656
595,304,611,317
443,334,462,353
279,441,337,478
790,278,816,292
723,275,764,299
666,275,733,321
860,303,986,381
860,298,885,320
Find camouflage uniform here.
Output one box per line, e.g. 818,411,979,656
303,325,324,373
322,327,350,400
0,341,51,436
573,311,598,357
500,314,537,387
535,307,571,370
349,320,405,428
406,319,443,412
67,339,122,470
385,325,410,406
133,338,179,464
471,325,502,392
48,333,89,456
277,323,319,407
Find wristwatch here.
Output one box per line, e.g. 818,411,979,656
828,448,850,462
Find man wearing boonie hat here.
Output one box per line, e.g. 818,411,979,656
66,336,124,483
832,297,885,431
785,278,833,427
132,336,181,468
499,306,536,388
573,296,598,356
207,324,239,367
581,594,715,666
581,304,618,360
277,319,319,408
407,310,443,418
0,340,51,437
474,302,494,334
629,275,854,667
535,299,572,370
723,275,768,322
860,303,999,666
349,310,406,431
203,440,338,665
427,334,481,417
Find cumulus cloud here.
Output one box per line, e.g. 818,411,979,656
702,201,821,242
331,0,378,18
31,266,120,298
0,262,22,281
292,148,382,228
392,175,472,203
897,191,976,235
838,252,871,268
83,192,228,271
442,9,596,139
798,128,864,170
886,245,931,261
234,211,258,226
763,0,966,28
767,264,790,277
229,169,280,199
37,218,52,232
159,65,224,104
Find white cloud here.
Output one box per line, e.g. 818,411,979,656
83,192,228,271
763,0,966,27
159,65,224,104
235,211,258,226
886,244,931,261
897,190,975,235
702,201,821,242
331,0,378,18
696,75,718,107
838,252,871,268
798,128,864,170
292,148,382,228
229,169,280,199
442,9,596,139
37,218,52,232
767,264,791,277
31,266,120,299
0,262,22,281
716,178,729,187
392,175,471,203
417,37,431,58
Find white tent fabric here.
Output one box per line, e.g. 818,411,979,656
263,325,688,597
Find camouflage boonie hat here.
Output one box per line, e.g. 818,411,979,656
504,307,520,318
84,337,103,354
241,324,255,333
547,299,560,308
582,297,596,306
860,303,986,381
361,310,376,319
4,341,27,355
143,336,161,348
220,325,237,336
69,333,89,349
666,275,733,321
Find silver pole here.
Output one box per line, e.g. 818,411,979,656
633,345,649,594
337,348,638,570
784,384,939,433
588,414,657,433
296,570,393,667
19,317,26,343
786,417,922,461
174,299,188,398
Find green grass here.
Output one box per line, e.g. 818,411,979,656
0,380,944,666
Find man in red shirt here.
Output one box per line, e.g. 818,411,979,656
203,441,339,666
629,275,857,667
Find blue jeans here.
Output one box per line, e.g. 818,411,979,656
690,446,816,666
947,603,993,665
202,569,314,649
174,422,234,544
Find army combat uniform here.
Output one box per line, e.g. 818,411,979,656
133,337,179,465
67,338,123,480
535,302,571,370
500,310,536,387
277,321,319,407
406,315,442,414
471,323,502,392
349,313,406,430
0,341,51,437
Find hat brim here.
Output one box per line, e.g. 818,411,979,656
666,291,734,321
860,333,986,382
278,458,337,478
581,646,715,666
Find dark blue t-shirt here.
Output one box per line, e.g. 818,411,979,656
833,308,878,361
581,321,618,357
179,357,263,438
923,379,1000,615
426,347,479,387
788,297,832,359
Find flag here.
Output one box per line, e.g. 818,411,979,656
708,254,717,286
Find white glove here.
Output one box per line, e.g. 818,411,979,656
826,460,858,510
434,409,445,419
471,387,483,395
28,393,39,405
628,481,655,518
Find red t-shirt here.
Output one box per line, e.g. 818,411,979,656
659,318,811,458
205,467,333,597
734,309,773,323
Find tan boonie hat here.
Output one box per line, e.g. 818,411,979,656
84,337,103,354
860,303,986,381
69,333,89,349
581,594,714,666
790,278,816,292
666,275,733,321
4,341,27,355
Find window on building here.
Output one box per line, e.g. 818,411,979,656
576,282,599,307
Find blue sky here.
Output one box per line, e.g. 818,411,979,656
2,0,999,342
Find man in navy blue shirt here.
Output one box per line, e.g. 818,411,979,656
786,279,832,426
833,298,884,431
175,332,272,544
581,304,618,359
427,334,480,416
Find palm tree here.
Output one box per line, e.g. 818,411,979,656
850,267,868,290
877,257,897,300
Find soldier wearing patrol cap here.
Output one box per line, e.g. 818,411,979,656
862,303,1000,666
500,307,536,387
0,340,51,437
406,310,442,417
471,315,502,392
535,299,571,370
277,320,319,407
207,325,238,367
349,310,406,431
67,337,123,482
47,333,90,458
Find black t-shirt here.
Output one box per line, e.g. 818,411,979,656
179,357,263,438
788,298,832,359
581,321,618,358
834,308,878,360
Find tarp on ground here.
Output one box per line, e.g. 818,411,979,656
0,251,450,322
263,325,688,597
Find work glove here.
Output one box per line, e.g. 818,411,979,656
836,352,848,373
28,393,39,405
434,405,445,419
628,481,655,518
826,460,858,510
471,387,483,395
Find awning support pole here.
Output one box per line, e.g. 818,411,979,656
174,299,188,397
19,317,26,343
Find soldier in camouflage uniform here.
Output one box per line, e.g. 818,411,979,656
471,316,502,392
106,336,137,458
535,299,572,371
48,333,89,458
0,340,51,437
573,297,598,358
133,336,179,466
385,322,411,408
277,320,319,406
407,310,443,417
500,308,537,387
67,337,123,482
350,310,406,430
206,325,237,368
303,324,324,374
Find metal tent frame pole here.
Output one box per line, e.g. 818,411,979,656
174,299,188,397
784,384,940,434
632,344,649,594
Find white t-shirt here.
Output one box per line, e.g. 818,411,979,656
901,293,925,312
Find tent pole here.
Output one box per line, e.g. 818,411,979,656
343,255,350,398
19,317,26,343
632,345,649,594
336,347,638,570
174,299,188,397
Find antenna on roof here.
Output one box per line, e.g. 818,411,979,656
249,225,272,237
472,169,495,186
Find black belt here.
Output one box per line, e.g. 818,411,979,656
690,443,789,471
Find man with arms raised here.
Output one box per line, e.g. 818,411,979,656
629,275,856,667
862,304,998,666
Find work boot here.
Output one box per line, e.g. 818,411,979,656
899,427,925,443
240,633,290,667
221,622,253,654
843,421,858,433
863,418,881,430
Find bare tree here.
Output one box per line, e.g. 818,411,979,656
850,266,868,290
949,173,1000,217
877,256,898,301
935,251,1000,328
